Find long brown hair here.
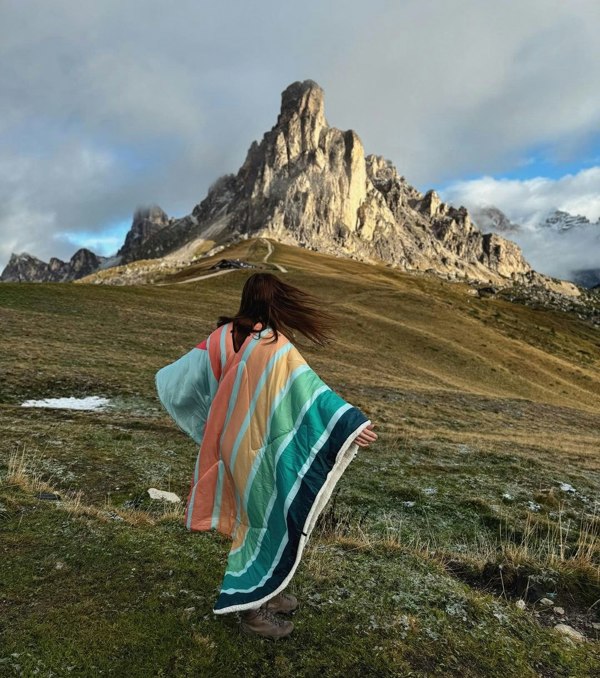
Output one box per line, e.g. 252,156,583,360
217,273,336,348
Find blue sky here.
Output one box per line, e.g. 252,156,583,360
1,0,599,270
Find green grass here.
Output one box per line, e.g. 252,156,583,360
1,239,599,676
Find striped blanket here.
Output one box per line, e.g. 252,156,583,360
155,321,370,614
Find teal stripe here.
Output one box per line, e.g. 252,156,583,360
221,402,350,592
192,333,212,485
226,382,331,575
241,363,310,507
211,330,261,529
241,371,331,532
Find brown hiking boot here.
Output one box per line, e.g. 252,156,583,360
240,606,294,640
262,591,299,614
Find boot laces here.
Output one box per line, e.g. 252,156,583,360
258,606,285,626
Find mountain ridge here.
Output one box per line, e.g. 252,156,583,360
471,205,600,288
0,80,581,297
0,248,106,283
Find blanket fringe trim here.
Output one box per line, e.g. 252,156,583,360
212,418,373,615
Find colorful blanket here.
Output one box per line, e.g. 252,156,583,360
155,321,370,614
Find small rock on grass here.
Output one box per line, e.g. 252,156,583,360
553,606,565,615
515,600,526,610
539,597,554,607
554,624,585,642
36,492,61,501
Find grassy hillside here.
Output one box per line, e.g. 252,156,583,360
1,239,599,676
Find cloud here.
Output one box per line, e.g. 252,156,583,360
1,0,600,269
440,167,600,226
509,226,600,282
439,168,600,280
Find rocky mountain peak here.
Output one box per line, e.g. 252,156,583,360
541,210,592,232
0,248,105,282
279,79,325,125
470,206,521,233
1,80,582,297
117,204,171,264
132,205,169,229
104,79,579,296
69,248,103,277
1,253,48,282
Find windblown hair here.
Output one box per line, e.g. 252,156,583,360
217,273,336,348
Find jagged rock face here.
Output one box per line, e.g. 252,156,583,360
0,80,583,297
0,249,104,282
541,210,594,232
117,205,171,264
69,248,104,278
0,204,172,282
1,253,54,282
173,79,556,289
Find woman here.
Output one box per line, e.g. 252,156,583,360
155,272,377,640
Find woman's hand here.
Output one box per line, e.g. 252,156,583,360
354,422,377,447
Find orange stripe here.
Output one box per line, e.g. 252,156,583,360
187,325,234,531
208,324,226,381
188,324,289,537
228,345,295,549
217,332,290,539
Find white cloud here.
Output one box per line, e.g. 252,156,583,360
1,0,600,269
440,167,600,227
0,142,118,265
440,168,600,281
510,226,600,281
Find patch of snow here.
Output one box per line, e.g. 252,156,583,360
423,487,437,495
147,488,181,503
502,493,514,501
559,482,576,493
402,501,416,508
21,396,110,411
527,501,541,512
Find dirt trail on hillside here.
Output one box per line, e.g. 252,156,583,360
262,239,287,272
158,239,287,285
169,269,234,285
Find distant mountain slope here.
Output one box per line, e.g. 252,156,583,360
115,80,577,294
470,206,600,289
0,80,580,297
0,248,105,282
